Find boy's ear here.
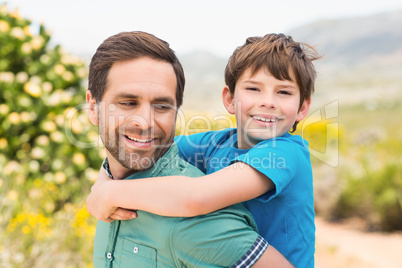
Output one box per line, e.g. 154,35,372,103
86,90,99,126
296,98,311,122
222,86,235,114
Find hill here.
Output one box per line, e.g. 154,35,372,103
179,10,402,112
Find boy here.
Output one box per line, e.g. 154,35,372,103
87,33,319,267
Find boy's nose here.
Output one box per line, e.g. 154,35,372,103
259,95,277,109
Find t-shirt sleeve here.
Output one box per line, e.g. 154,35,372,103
171,204,268,267
233,137,304,202
174,131,217,173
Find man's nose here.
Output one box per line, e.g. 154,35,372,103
127,104,153,130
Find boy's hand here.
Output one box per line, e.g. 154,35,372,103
110,208,138,221
86,166,137,222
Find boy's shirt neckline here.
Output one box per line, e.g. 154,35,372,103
230,128,292,149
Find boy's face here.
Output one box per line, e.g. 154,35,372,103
223,67,310,149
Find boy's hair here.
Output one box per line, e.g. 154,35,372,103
224,33,320,132
88,31,185,108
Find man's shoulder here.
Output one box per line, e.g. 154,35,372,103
158,143,205,177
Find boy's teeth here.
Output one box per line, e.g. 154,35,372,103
252,116,278,122
125,135,152,142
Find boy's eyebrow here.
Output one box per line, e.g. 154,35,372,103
242,80,297,89
242,80,262,85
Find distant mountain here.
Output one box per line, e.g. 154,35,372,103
288,10,402,65
179,10,402,112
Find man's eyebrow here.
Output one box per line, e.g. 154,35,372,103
153,97,175,105
116,93,140,99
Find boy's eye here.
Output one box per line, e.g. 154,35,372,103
246,87,259,91
278,90,292,95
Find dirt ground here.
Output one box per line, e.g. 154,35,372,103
315,217,402,268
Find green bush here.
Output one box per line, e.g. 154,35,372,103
0,4,101,267
332,144,402,232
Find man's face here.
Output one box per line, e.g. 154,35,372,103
89,57,178,175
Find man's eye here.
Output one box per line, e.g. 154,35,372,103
120,101,137,107
246,87,259,91
153,103,172,110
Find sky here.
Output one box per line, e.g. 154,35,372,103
4,0,402,59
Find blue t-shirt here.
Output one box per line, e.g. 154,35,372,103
174,128,315,267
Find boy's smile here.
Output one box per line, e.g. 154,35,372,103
223,67,310,149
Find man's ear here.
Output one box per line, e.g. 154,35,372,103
222,86,235,115
296,98,311,122
86,90,99,126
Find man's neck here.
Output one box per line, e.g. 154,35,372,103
107,155,137,180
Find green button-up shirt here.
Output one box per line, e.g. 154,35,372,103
93,143,265,267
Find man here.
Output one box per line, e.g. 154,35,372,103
86,31,293,267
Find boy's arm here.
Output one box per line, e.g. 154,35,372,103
88,161,274,219
87,166,137,222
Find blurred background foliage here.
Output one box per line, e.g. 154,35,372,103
0,4,101,267
0,2,401,268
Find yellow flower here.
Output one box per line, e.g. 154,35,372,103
23,25,31,37
36,135,50,146
42,121,57,132
24,82,41,97
0,71,14,83
10,7,23,20
77,67,87,78
85,168,98,183
31,147,45,159
15,72,28,83
20,111,31,122
10,27,25,40
40,54,51,64
22,225,31,234
55,115,64,126
54,171,66,184
42,81,53,93
62,71,74,82
73,153,86,165
29,160,40,173
7,190,18,201
31,35,44,50
8,112,21,124
0,138,7,149
50,131,64,143
21,42,32,54
54,64,66,75
0,20,9,32
0,104,9,114
4,161,20,175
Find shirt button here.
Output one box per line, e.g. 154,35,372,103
133,247,139,254
107,252,112,259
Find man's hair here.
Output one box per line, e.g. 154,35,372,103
88,31,185,108
224,33,320,131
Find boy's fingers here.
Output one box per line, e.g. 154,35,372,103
110,208,137,220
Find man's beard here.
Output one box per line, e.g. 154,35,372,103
98,121,173,172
